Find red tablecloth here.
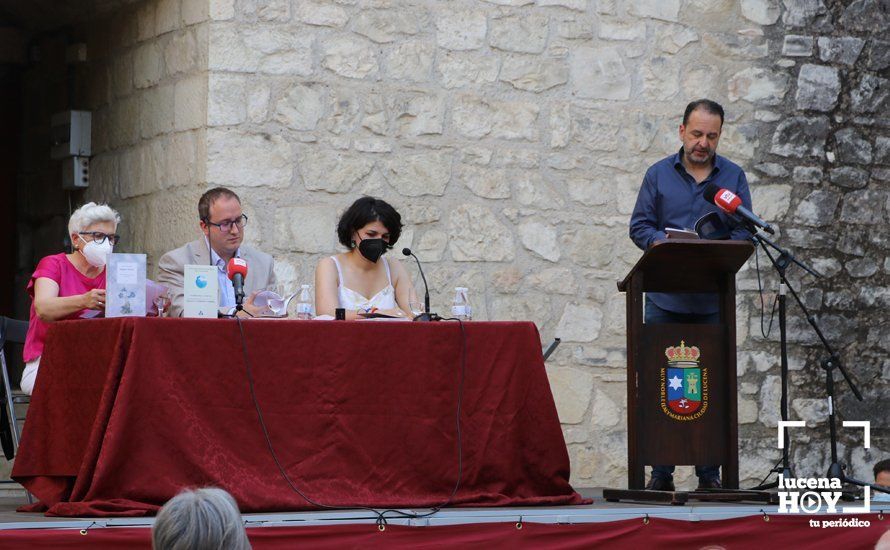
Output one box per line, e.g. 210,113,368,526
12,318,583,516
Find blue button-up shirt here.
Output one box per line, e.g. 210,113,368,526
629,148,753,314
205,237,239,308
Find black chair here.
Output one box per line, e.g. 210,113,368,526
1,316,29,460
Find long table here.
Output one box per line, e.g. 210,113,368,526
12,318,583,517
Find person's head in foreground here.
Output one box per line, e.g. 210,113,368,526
152,487,251,550
873,459,890,504
875,459,890,487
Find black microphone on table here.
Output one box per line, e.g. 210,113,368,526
702,183,775,235
402,248,439,322
227,258,248,311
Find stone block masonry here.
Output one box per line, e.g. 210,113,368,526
11,0,882,490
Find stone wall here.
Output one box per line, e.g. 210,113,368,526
9,0,888,491
83,0,211,270
731,0,889,488
200,0,767,489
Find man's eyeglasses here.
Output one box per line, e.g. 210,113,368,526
204,214,248,232
78,231,121,245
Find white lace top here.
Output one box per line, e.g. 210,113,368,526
329,256,397,311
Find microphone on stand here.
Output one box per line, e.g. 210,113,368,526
226,258,248,311
402,248,438,322
703,183,775,235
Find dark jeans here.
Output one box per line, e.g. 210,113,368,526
645,296,720,483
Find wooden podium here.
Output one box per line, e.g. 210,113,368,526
611,239,754,498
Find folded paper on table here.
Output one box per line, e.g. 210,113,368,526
252,290,296,316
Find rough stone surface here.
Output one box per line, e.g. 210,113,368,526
793,189,840,226
571,46,631,100
322,36,379,79
437,52,499,88
207,131,292,188
795,64,840,112
829,166,869,189
12,0,888,491
548,367,593,424
864,39,890,71
352,11,420,43
782,35,814,56
771,116,830,157
817,36,864,65
436,10,487,51
489,14,549,54
385,41,435,82
781,0,832,30
556,303,604,343
741,0,781,24
276,206,337,253
850,74,889,114
840,189,887,223
500,56,569,93
519,221,560,262
751,184,792,221
875,137,890,165
448,203,514,262
628,0,681,22
833,128,873,165
384,152,452,197
299,150,375,194
275,84,325,130
727,68,789,104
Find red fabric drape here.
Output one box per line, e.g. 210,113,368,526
0,515,885,549
12,318,583,516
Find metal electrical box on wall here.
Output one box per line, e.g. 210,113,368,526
61,157,90,190
50,110,91,160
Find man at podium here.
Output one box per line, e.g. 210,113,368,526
628,99,753,491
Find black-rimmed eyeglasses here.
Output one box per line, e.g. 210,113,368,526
78,231,121,245
204,214,248,232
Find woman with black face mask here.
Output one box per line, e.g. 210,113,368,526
315,197,417,320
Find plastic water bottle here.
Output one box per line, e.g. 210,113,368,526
451,287,472,321
295,284,313,320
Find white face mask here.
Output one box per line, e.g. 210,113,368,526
79,236,113,267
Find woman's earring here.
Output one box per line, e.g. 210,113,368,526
351,240,356,248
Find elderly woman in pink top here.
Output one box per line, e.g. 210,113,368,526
21,202,121,395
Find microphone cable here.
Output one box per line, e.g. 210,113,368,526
753,242,779,339
234,316,467,528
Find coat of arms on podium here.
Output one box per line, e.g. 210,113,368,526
659,340,709,421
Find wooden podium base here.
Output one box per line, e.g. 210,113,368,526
602,488,778,506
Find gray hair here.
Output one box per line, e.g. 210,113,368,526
152,488,251,550
68,202,121,235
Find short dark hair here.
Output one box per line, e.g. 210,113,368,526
336,197,403,249
683,99,725,126
875,459,890,479
198,187,240,221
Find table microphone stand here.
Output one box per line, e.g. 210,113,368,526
403,248,440,322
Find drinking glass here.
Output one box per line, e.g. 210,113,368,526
153,291,171,318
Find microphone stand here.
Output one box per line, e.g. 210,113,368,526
747,228,865,494
403,249,439,322
234,275,245,313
